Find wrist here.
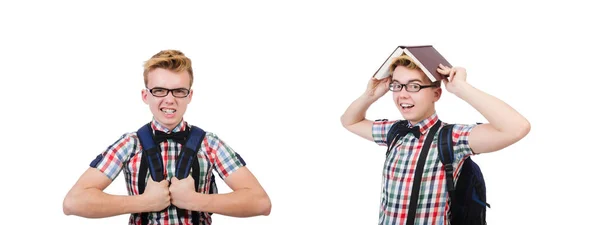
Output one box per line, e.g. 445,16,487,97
131,194,151,213
360,92,379,104
190,193,211,212
452,81,474,99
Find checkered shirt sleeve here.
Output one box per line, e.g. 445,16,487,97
89,132,137,180
204,132,246,179
450,123,477,158
372,119,397,146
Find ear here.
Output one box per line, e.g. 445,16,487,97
188,89,193,103
433,87,442,102
142,89,149,104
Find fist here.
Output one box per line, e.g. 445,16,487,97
365,76,391,99
169,176,196,210
143,179,171,212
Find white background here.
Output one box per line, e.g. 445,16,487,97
1,0,598,224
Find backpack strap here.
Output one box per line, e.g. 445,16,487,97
136,123,166,225
437,124,456,192
174,125,206,225
405,120,442,225
175,125,205,180
135,124,215,225
385,120,406,156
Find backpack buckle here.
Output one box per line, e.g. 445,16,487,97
444,164,453,172
444,164,455,191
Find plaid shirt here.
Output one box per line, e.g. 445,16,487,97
90,118,246,225
372,113,476,225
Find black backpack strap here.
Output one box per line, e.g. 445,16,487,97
406,120,442,225
136,123,166,225
385,120,406,156
174,125,207,225
437,124,456,192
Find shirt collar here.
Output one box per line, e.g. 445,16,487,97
150,117,187,133
408,112,440,135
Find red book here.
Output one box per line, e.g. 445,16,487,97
373,45,452,82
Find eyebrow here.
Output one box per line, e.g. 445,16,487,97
392,79,424,84
149,87,188,90
407,79,424,83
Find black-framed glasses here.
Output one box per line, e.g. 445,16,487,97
146,87,191,98
389,82,438,92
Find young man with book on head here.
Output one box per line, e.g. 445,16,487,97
340,47,530,225
63,50,271,225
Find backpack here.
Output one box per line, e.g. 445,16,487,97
437,123,490,225
135,123,218,225
385,120,490,225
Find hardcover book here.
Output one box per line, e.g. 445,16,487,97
373,45,452,82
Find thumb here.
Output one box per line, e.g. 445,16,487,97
159,178,171,186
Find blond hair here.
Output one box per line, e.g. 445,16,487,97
388,54,440,86
143,50,193,87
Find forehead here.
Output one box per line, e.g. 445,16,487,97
391,66,428,83
147,68,191,88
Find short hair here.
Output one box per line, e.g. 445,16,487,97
388,54,440,86
143,50,193,87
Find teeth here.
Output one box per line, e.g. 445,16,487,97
161,109,175,114
401,104,414,107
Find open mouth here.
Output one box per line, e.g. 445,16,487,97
400,103,414,109
161,108,176,115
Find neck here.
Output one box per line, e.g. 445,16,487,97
152,117,184,132
409,109,436,126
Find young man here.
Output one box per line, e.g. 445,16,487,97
340,54,530,224
63,50,271,225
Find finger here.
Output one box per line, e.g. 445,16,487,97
385,77,391,86
437,66,451,75
449,69,456,81
437,68,446,74
439,64,451,70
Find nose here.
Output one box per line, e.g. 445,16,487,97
397,86,411,98
162,91,176,103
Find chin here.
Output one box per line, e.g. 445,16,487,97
154,115,181,126
162,116,181,124
400,112,420,124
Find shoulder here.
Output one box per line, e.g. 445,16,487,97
374,118,402,126
436,122,478,146
89,131,139,169
186,125,222,147
204,131,219,142
438,122,479,154
439,122,478,135
372,118,404,133
107,131,139,150
187,125,217,140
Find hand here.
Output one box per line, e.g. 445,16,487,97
169,176,197,210
437,64,468,94
364,76,391,100
142,179,171,212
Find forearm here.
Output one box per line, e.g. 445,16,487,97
341,93,376,127
191,188,271,217
454,82,530,135
63,188,147,218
